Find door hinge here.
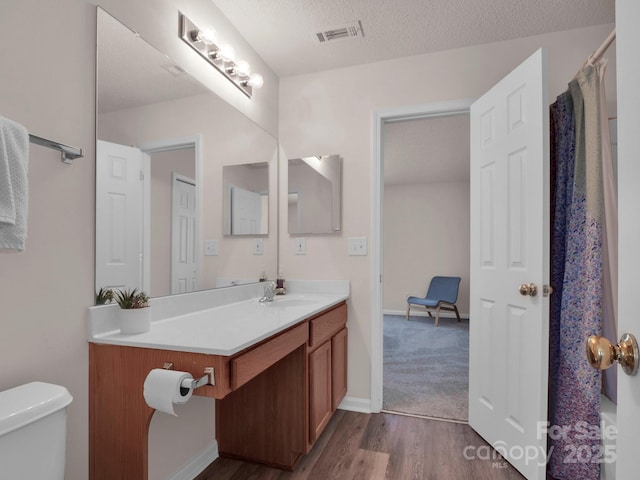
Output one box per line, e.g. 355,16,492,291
140,170,144,181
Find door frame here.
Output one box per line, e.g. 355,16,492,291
371,98,474,411
138,134,203,297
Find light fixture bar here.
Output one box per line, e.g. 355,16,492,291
178,12,257,98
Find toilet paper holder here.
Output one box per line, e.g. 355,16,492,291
163,362,215,389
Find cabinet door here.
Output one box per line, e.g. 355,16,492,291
309,340,332,443
331,328,348,410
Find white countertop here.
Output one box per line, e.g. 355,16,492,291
88,281,349,356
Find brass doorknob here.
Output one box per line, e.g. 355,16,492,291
586,333,639,376
519,283,537,297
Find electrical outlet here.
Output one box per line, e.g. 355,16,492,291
204,239,218,256
348,237,367,256
295,237,306,255
253,238,264,255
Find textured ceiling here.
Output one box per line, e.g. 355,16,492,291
384,115,470,186
211,0,614,77
97,10,208,114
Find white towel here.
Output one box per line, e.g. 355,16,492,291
0,115,29,251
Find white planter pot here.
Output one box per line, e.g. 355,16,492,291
119,307,151,334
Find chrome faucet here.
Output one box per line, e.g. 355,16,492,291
259,281,277,303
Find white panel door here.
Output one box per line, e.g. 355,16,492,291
96,140,144,292
230,185,261,234
171,174,197,294
469,49,549,480
614,1,640,478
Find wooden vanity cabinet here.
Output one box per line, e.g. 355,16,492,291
216,301,348,468
90,301,348,478
307,303,348,445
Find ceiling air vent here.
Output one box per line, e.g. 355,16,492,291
315,21,364,43
161,64,187,77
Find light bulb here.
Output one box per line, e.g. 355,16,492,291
199,26,217,45
219,44,236,62
248,73,264,89
235,60,251,77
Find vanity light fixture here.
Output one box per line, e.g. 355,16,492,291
179,12,263,98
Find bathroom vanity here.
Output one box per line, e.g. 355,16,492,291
88,282,348,479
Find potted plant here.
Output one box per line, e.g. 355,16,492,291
115,288,151,334
96,287,114,305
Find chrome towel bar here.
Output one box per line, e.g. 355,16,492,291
28,133,83,164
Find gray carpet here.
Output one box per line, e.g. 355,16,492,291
383,314,469,422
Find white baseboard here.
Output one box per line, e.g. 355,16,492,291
383,309,469,319
168,441,218,480
337,396,372,414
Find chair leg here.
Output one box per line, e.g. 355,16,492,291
454,305,461,322
435,305,441,327
406,303,411,321
426,309,433,318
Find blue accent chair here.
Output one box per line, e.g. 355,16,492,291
406,276,462,327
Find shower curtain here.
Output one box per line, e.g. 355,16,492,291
548,58,615,480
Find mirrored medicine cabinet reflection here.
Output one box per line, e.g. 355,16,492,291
288,154,342,235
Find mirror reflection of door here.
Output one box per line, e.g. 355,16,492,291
222,163,269,236
148,147,197,297
171,173,197,294
230,186,262,235
95,140,146,293
96,142,198,297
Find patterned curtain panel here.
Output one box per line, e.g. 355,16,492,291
548,60,613,480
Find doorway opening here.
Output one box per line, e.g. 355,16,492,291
371,99,473,415
139,135,203,297
381,113,471,422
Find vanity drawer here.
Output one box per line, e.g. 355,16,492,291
309,302,347,350
231,323,309,390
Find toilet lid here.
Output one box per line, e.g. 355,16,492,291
0,382,72,436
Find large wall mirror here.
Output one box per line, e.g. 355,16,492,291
96,8,278,298
288,155,342,234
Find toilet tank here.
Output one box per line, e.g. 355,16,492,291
0,382,73,480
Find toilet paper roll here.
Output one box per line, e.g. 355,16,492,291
143,368,194,416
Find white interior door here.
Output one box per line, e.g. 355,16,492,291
96,140,144,292
469,49,549,480
231,185,261,234
171,174,197,294
614,1,640,477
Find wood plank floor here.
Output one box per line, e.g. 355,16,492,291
195,410,525,480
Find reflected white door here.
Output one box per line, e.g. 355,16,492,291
171,174,197,294
96,140,144,292
230,185,261,234
469,49,549,480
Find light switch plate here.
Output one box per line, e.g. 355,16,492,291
295,237,306,255
253,238,264,255
204,239,218,256
348,237,367,256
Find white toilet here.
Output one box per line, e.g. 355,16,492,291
0,381,73,479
